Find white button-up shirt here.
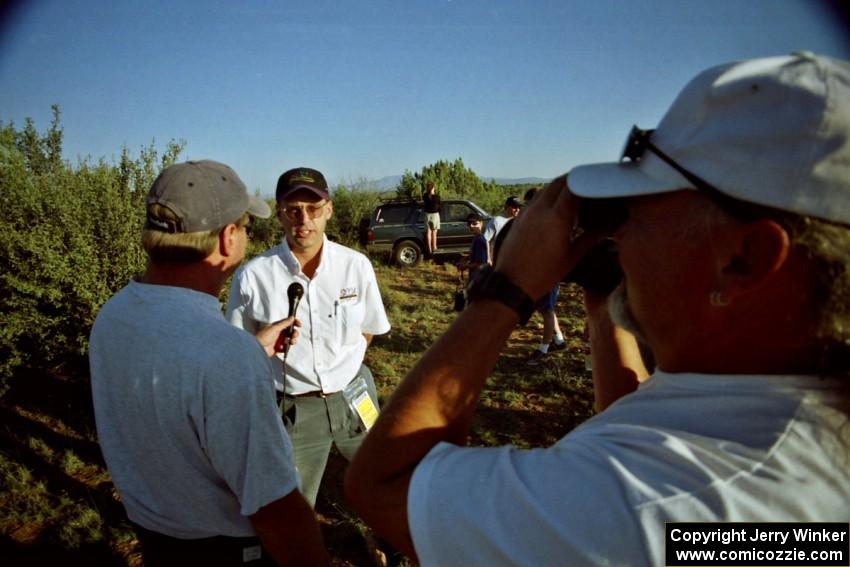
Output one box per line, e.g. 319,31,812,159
226,236,391,395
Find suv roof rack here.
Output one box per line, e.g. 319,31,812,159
377,191,419,204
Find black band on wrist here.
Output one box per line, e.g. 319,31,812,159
466,265,535,325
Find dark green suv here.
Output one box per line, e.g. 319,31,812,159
359,198,491,267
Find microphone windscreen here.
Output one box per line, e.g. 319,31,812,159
287,282,304,302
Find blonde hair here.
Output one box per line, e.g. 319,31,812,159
142,204,249,263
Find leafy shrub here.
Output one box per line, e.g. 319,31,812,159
0,106,183,395
0,108,538,397
326,179,380,247
396,157,537,214
245,198,282,257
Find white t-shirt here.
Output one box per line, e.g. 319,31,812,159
483,214,511,244
408,372,850,566
226,236,391,395
89,280,299,539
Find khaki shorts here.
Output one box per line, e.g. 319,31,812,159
426,212,440,230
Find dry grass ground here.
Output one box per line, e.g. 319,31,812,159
0,259,596,566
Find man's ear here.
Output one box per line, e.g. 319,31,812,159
219,223,240,257
325,200,334,220
719,219,790,299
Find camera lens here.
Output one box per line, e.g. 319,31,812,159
563,239,623,295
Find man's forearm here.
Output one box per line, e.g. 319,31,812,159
347,174,578,558
345,299,519,558
250,491,330,566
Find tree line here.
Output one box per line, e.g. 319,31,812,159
0,107,540,394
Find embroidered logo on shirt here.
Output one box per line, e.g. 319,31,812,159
339,287,358,302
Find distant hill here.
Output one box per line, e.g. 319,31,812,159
374,175,548,190
375,175,403,190
485,177,550,186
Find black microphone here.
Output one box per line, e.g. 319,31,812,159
283,282,304,359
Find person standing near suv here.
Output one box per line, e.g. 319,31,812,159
226,166,391,508
484,195,521,263
422,182,441,257
457,212,488,277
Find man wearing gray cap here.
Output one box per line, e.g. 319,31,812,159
89,160,329,566
346,52,850,566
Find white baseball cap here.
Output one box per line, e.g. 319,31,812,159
568,52,850,226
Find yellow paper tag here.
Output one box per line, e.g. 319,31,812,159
354,391,379,430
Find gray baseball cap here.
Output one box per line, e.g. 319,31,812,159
146,160,271,232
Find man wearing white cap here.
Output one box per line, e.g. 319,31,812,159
345,52,850,566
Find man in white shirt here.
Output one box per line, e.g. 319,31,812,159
90,160,329,566
346,53,850,566
227,166,390,508
483,195,521,263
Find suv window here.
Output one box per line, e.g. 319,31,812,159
377,205,414,224
444,202,473,223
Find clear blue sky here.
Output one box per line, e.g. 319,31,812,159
1,0,848,194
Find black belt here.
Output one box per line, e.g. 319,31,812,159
276,389,341,401
130,522,274,566
290,389,331,398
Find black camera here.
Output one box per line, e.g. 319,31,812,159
492,197,626,295
562,238,622,295
574,197,629,234
562,198,627,294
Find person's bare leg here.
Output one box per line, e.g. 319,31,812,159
542,310,555,345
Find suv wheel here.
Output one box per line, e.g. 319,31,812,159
393,240,422,267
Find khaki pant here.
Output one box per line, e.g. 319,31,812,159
279,365,377,508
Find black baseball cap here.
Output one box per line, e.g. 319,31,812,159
505,196,522,208
276,167,330,201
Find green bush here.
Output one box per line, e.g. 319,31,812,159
0,108,539,397
327,179,380,247
0,106,183,394
396,157,539,215
245,198,283,257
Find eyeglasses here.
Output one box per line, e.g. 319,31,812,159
279,201,328,220
621,126,762,222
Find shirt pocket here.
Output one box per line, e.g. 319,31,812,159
337,297,366,345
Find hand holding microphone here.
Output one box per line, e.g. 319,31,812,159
283,282,304,359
